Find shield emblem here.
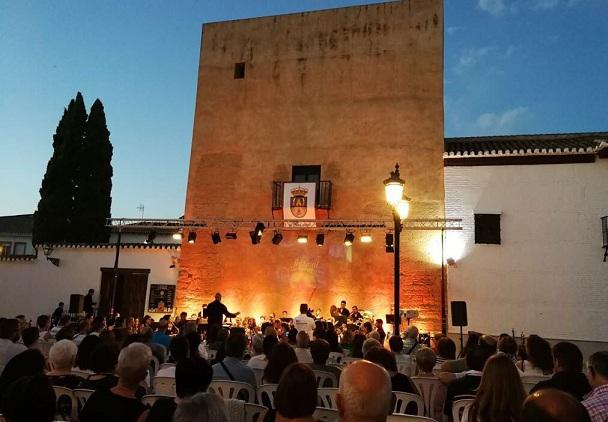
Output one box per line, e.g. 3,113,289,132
290,186,309,218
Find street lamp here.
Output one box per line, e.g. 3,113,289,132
384,163,409,337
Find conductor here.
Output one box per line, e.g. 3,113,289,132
206,293,240,339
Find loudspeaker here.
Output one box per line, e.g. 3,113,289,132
69,294,84,314
451,301,468,327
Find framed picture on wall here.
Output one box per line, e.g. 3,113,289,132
148,284,176,313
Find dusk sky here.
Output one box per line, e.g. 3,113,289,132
1,0,606,218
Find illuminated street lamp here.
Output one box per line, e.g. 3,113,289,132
384,163,409,337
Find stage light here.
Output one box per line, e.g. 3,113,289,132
360,233,373,243
188,232,197,244
211,231,221,244
316,233,325,246
250,230,260,245
385,233,394,253
225,231,237,240
145,231,157,244
272,231,283,245
172,231,182,240
297,234,308,244
344,232,354,246
255,222,266,237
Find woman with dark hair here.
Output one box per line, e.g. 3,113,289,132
466,354,526,422
350,333,366,358
1,374,56,422
458,332,481,359
78,342,120,391
325,327,342,353
74,335,101,372
0,349,46,406
275,363,317,422
436,337,457,366
185,331,201,359
519,334,553,376
263,342,298,384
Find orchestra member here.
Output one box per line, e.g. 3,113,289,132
339,301,350,318
205,293,240,342
375,319,386,344
350,306,363,321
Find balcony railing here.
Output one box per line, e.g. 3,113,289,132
272,181,333,210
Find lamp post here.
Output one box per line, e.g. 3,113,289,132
384,163,409,337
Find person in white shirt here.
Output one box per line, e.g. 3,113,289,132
50,315,71,338
294,331,313,364
293,304,315,338
247,334,269,370
0,319,27,374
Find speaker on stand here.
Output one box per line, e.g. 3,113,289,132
451,301,468,353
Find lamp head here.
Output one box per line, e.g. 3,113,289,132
383,163,405,206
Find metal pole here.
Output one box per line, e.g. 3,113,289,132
110,229,122,316
394,211,401,337
441,228,447,334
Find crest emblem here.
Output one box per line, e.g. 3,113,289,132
290,186,309,218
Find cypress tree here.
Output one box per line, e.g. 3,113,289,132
72,99,113,242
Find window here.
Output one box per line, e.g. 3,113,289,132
234,62,245,79
13,242,26,256
292,165,321,183
474,214,501,244
0,242,11,256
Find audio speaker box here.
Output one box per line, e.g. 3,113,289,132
451,301,468,327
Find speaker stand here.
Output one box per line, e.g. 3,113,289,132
459,325,464,354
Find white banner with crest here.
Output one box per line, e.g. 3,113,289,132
283,182,316,227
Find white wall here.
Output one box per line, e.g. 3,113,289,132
445,159,608,342
0,246,178,322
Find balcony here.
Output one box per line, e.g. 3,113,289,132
272,181,333,210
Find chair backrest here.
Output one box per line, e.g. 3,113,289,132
256,384,278,409
244,403,268,422
52,386,78,421
252,368,265,387
398,362,414,377
521,375,551,394
313,406,339,422
341,357,361,365
452,398,474,422
387,415,436,421
159,362,176,370
410,376,444,419
393,391,424,416
73,389,94,411
150,355,160,378
317,387,339,410
312,370,338,388
142,394,175,408
153,376,176,396
209,380,256,403
327,352,344,365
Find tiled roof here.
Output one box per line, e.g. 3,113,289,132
0,214,34,235
444,132,608,157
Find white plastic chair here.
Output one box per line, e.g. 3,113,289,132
209,380,256,403
317,387,339,409
313,370,338,388
152,376,176,396
159,362,176,370
398,362,414,377
387,415,436,421
452,398,474,422
244,403,268,422
410,376,444,419
73,388,94,411
313,406,339,421
142,394,174,407
256,384,278,409
327,352,344,364
521,375,551,393
393,391,424,416
341,357,361,365
150,355,160,378
52,386,78,421
252,368,264,386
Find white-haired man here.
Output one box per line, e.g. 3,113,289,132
47,339,83,389
80,342,151,422
336,360,392,422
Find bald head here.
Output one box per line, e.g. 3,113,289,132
337,360,392,422
523,389,591,422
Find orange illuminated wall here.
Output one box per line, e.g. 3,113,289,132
178,0,446,333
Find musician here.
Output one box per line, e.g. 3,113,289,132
205,293,240,340
339,300,350,317
350,305,363,321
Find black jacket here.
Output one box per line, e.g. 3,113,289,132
206,299,237,325
530,371,592,401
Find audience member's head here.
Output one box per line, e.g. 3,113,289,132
0,349,46,396
296,331,310,349
116,342,152,390
1,374,56,422
587,351,608,388
173,392,228,422
527,335,554,374
337,360,392,422
21,327,39,348
0,319,20,342
225,332,247,359
75,334,101,371
351,333,366,358
275,363,317,421
91,316,105,333
479,334,498,357
252,334,264,354
287,328,298,345
552,342,583,373
310,339,331,366
522,388,591,422
466,345,489,371
49,339,77,371
498,335,518,357
157,319,168,332
185,332,201,358
140,326,153,343
299,304,308,315
416,348,437,374
462,332,481,357
175,357,213,399
406,326,419,340
55,325,76,342
437,337,457,360
36,315,51,331
170,335,190,363
362,338,381,357
325,329,341,352
90,341,119,374
389,335,404,354
367,330,380,341
363,322,373,335
263,334,279,357
365,347,398,373
264,342,298,384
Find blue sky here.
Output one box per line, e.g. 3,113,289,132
1,0,606,218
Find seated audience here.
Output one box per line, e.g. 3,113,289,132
77,341,121,391
523,388,592,422
0,318,27,374
374,319,386,344
336,360,392,422
80,342,151,422
436,336,457,368
185,331,202,359
47,339,83,389
157,335,189,378
583,351,608,422
415,348,446,417
287,328,298,347
152,319,171,349
89,316,105,336
309,339,341,384
340,329,354,354
466,353,526,422
172,392,228,422
275,363,317,422
74,334,101,373
295,331,313,364
73,320,91,345
365,347,417,395
362,338,381,357
519,334,554,376
145,357,213,422
531,342,591,400
212,332,256,386
351,333,366,359
55,324,76,342
498,335,519,364
443,345,489,416
21,326,40,349
263,342,298,384
403,326,422,355
140,326,166,364
325,326,343,353
0,349,46,406
248,334,275,370
36,315,52,341
0,374,56,422
458,332,481,359
389,335,409,364
51,314,71,338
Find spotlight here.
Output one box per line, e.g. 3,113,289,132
211,231,221,244
344,232,354,246
297,234,308,244
316,233,325,246
255,222,266,237
385,233,394,253
272,231,283,245
360,233,373,243
250,230,260,245
188,232,197,244
172,231,182,241
145,231,157,244
225,231,237,240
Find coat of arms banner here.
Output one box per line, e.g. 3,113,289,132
283,182,316,227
